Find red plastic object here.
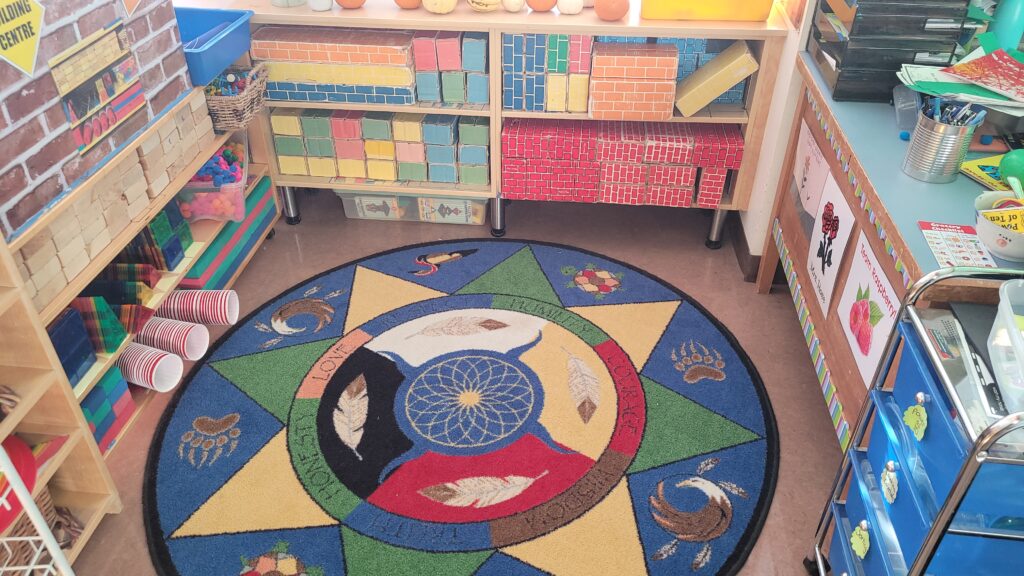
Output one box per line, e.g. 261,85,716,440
0,436,38,532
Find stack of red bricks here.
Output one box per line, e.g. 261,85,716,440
501,118,743,209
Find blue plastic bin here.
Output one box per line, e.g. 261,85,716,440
174,7,254,87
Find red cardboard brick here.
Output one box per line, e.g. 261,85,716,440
501,119,598,161
501,157,600,202
691,124,745,169
596,121,645,163
648,164,697,187
600,183,647,205
696,167,728,208
600,162,647,185
648,185,694,207
644,123,695,164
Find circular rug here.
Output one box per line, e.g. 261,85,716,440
145,240,778,576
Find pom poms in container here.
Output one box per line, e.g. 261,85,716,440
177,141,247,223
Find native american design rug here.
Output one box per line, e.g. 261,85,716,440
145,240,778,576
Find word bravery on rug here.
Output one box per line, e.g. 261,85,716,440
146,240,778,576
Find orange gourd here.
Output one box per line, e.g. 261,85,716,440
526,0,557,11
336,0,366,7
395,0,421,8
594,0,628,20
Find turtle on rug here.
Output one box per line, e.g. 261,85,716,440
145,240,778,576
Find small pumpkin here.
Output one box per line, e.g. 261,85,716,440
557,0,583,14
335,0,366,7
526,0,557,11
395,0,422,8
502,0,526,11
594,0,627,20
423,0,458,13
468,0,501,11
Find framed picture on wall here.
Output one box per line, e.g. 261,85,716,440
806,173,855,314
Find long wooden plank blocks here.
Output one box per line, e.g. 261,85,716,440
501,119,599,202
589,43,678,121
254,26,416,104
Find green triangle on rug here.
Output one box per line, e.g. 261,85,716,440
211,338,338,423
457,246,561,306
628,376,761,474
341,527,492,576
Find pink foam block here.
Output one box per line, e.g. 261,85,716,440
112,389,135,416
331,110,363,139
98,407,134,454
335,138,366,160
396,141,425,163
569,35,594,74
412,30,439,71
435,31,462,72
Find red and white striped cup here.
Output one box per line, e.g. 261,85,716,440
156,290,239,325
136,317,210,361
116,343,184,392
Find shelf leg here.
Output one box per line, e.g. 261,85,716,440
490,198,506,238
281,186,301,225
705,208,727,250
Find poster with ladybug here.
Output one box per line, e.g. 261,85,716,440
806,173,855,314
837,233,900,388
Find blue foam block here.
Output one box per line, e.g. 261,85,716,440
467,72,489,105
426,144,456,164
416,72,441,102
422,115,459,145
462,32,488,73
428,163,458,183
458,144,488,165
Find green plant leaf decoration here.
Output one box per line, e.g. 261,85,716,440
868,301,884,326
903,404,928,441
850,523,870,560
881,469,898,505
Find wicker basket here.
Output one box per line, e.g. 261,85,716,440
1,487,60,568
205,62,268,132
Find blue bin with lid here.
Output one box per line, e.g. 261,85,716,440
173,7,254,87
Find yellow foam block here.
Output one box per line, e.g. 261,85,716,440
393,113,425,142
674,40,758,117
547,74,568,113
278,156,308,175
270,109,303,136
338,159,367,178
365,139,396,160
266,62,414,87
307,157,338,178
641,0,773,21
366,160,397,181
568,74,590,113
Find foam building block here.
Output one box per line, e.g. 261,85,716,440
274,135,305,156
503,72,524,110
252,27,413,66
462,32,488,73
429,163,458,183
308,157,338,178
674,41,758,117
502,33,547,74
335,138,366,160
416,72,442,102
306,138,335,157
393,113,425,142
423,115,459,145
459,144,489,166
398,162,428,181
362,112,394,140
697,167,728,208
367,160,397,181
271,108,304,135
365,140,397,160
601,162,648,185
278,156,308,175
648,185,694,207
589,43,679,121
412,30,439,71
264,61,415,89
649,164,697,188
547,35,569,73
658,37,747,104
502,119,597,160
596,121,645,162
459,118,489,145
600,183,647,205
568,74,590,113
595,36,649,44
467,73,489,105
396,141,426,163
337,159,367,178
691,124,745,170
442,72,467,103
644,123,695,164
502,158,601,202
460,165,490,185
546,74,568,113
331,110,364,139
436,32,463,71
426,144,457,164
569,35,594,74
300,109,333,138
524,73,546,112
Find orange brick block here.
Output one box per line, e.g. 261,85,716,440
591,43,678,80
588,78,675,120
252,26,413,65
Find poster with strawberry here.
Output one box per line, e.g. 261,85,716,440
837,233,900,388
806,174,854,313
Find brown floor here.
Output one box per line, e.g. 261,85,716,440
75,191,842,575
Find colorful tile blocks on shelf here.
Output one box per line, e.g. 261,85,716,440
253,26,417,104
271,108,489,186
502,33,548,111
47,307,96,387
657,37,748,105
82,366,135,454
500,119,743,209
413,32,489,105
589,43,678,121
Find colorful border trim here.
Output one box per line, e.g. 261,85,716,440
804,89,913,290
773,218,851,450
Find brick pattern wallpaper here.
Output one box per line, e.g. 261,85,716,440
0,0,192,239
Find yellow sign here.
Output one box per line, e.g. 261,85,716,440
0,0,43,76
981,208,1024,233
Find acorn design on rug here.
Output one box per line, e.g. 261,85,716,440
649,457,749,571
179,413,241,468
240,542,324,576
562,264,624,299
254,285,347,349
672,342,726,384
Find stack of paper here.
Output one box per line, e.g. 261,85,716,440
898,47,1024,117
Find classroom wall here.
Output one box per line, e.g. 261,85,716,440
0,0,192,238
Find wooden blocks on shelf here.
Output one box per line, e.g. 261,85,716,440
674,41,758,117
589,43,679,121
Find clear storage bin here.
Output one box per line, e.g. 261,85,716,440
987,279,1024,413
336,192,487,226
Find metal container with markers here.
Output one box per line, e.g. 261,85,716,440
902,111,977,184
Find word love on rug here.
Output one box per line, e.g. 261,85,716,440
146,241,778,576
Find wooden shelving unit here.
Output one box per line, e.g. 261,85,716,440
502,104,750,124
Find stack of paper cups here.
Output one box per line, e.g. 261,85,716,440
116,343,184,392
136,317,210,361
157,290,239,325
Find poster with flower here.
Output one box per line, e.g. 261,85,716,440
838,233,901,388
793,120,831,218
806,173,854,313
